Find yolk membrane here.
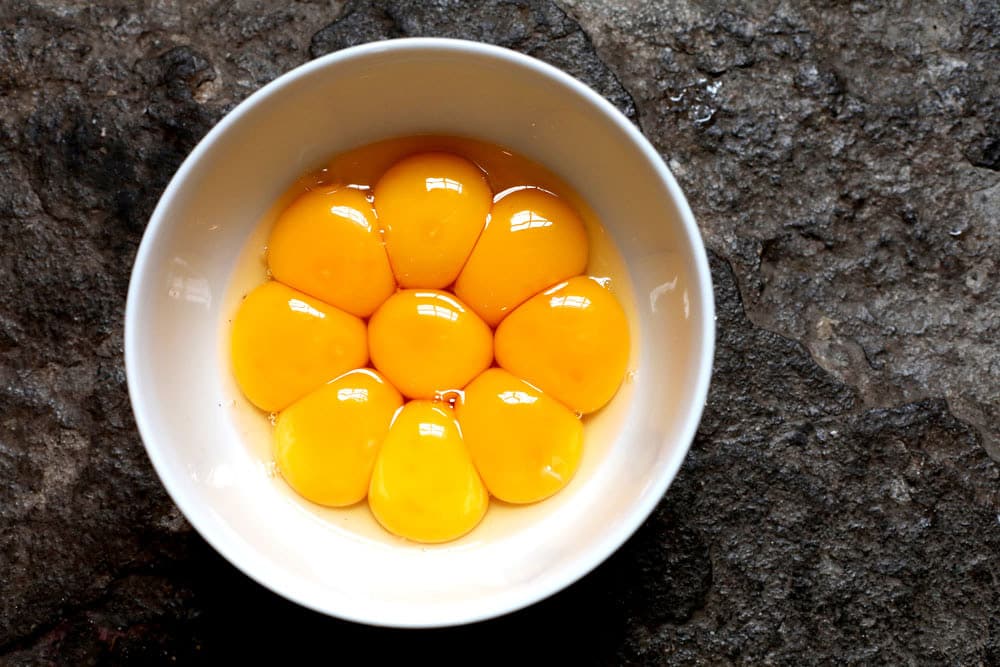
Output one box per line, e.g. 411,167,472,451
367,289,492,399
267,187,395,318
368,401,488,543
457,368,583,504
455,187,588,326
274,369,402,507
494,276,629,415
230,281,368,412
373,152,492,288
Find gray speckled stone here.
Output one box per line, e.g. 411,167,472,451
563,0,1000,460
1,1,997,664
309,0,636,117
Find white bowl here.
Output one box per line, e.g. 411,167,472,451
125,38,714,627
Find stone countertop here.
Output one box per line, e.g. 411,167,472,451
1,1,997,664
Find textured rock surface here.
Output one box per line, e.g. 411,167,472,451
564,0,1000,459
0,1,997,664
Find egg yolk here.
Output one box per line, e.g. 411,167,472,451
373,152,492,288
230,281,368,412
274,369,402,506
368,401,488,543
230,138,637,544
495,276,629,415
454,187,589,326
267,187,395,318
368,289,492,399
457,368,583,504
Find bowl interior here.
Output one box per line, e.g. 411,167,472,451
126,39,713,627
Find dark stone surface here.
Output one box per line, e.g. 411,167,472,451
0,1,997,664
564,0,1000,460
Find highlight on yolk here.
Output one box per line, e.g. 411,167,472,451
495,276,629,415
230,281,368,412
274,369,402,507
367,289,492,399
454,187,589,326
267,186,395,318
457,368,583,504
373,152,492,288
368,401,488,543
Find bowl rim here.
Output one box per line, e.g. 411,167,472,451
124,36,715,628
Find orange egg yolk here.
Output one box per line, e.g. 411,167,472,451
368,401,488,543
457,368,583,504
495,276,630,415
230,143,633,544
230,281,368,412
274,369,402,506
267,187,395,318
373,152,492,288
455,187,589,326
367,289,492,400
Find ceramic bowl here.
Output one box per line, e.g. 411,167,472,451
125,38,714,627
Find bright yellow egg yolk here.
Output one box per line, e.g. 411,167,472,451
230,282,368,412
495,276,629,415
457,368,583,504
373,152,492,288
368,401,488,543
230,140,636,544
368,289,492,399
274,369,402,507
267,187,395,318
455,187,589,326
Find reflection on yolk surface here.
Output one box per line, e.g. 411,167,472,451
274,369,402,507
495,276,629,415
457,368,583,504
367,289,492,399
455,187,588,326
267,187,395,318
230,282,368,412
373,152,492,288
368,401,488,543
